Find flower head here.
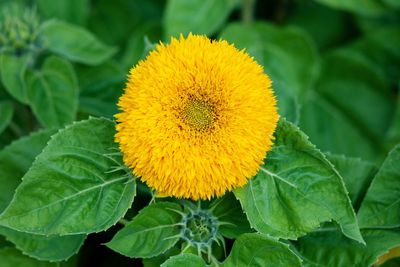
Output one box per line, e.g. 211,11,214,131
115,34,279,200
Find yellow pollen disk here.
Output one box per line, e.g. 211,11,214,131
115,34,279,200
183,100,215,130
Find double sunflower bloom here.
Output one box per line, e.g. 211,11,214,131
115,34,279,200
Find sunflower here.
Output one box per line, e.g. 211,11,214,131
115,34,278,200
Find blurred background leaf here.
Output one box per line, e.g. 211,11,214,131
164,0,239,38
220,22,319,123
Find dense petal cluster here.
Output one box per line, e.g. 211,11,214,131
115,34,279,200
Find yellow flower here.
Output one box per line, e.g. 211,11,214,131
115,34,279,200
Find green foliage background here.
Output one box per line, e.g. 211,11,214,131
0,0,399,266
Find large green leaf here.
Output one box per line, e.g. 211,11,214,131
0,247,56,267
314,0,388,16
0,228,85,262
220,22,319,123
161,254,206,267
106,202,182,258
26,56,79,128
357,145,400,229
37,0,89,25
296,229,400,267
0,128,85,261
210,193,251,239
40,20,117,65
0,118,136,235
0,129,56,212
235,118,363,243
222,233,302,267
0,53,31,103
327,154,377,208
0,101,13,135
300,50,395,161
164,0,239,38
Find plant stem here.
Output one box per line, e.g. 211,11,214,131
9,121,23,137
242,0,255,24
118,218,129,226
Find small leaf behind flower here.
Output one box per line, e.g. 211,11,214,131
106,202,182,258
210,193,251,239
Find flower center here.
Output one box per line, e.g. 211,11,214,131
183,100,215,130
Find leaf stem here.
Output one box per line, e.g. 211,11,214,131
118,218,129,226
242,0,255,24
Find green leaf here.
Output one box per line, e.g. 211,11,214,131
300,50,395,161
222,233,302,267
0,128,85,261
234,118,364,243
106,202,182,258
0,128,56,213
87,0,161,46
350,28,400,85
0,247,56,267
386,96,400,147
314,0,388,16
161,254,206,267
327,154,377,208
26,56,79,128
0,101,13,135
40,20,117,65
164,0,239,37
0,228,85,262
0,117,136,235
143,247,180,267
383,0,400,8
120,23,162,70
296,229,400,267
0,53,31,103
210,193,251,239
77,61,124,118
37,0,89,25
220,22,319,123
357,144,400,229
286,3,350,50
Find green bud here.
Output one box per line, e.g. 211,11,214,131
0,3,41,55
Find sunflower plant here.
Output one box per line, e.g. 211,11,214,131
0,0,399,266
